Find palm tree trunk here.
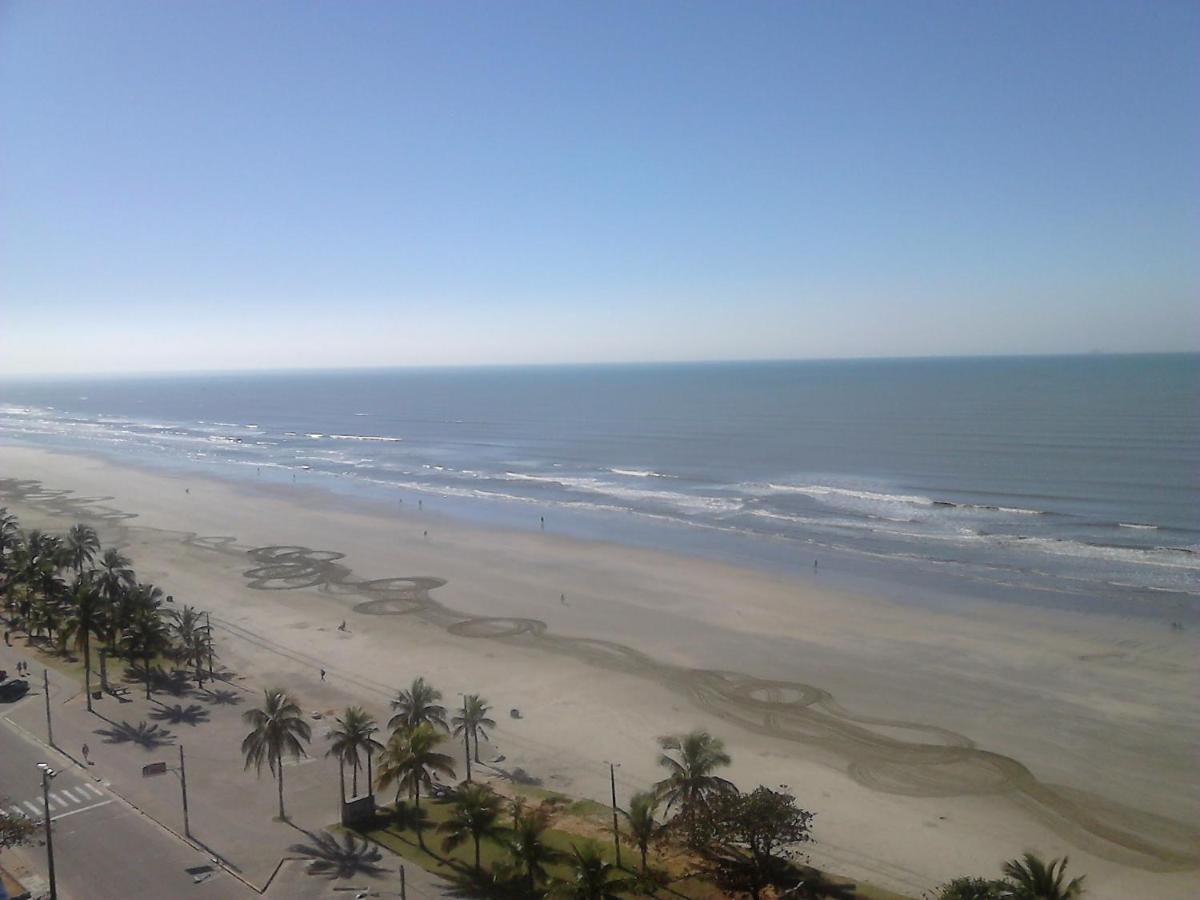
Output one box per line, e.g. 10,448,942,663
339,757,346,806
351,757,359,796
414,788,424,849
366,752,373,796
640,843,647,872
474,834,481,872
144,650,152,699
473,730,481,764
83,632,92,713
278,760,286,819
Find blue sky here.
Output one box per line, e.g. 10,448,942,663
1,1,1196,374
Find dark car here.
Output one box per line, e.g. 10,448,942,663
0,678,30,702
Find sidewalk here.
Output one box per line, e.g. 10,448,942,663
0,639,454,898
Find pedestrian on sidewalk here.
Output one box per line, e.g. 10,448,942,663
82,743,91,765
3,629,9,646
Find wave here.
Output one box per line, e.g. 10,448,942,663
1118,522,1158,530
765,483,934,506
609,467,674,479
327,434,404,443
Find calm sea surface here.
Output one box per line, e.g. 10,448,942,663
1,355,1196,618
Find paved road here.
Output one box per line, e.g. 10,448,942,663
0,692,252,899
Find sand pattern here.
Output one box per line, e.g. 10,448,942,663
1,476,1196,872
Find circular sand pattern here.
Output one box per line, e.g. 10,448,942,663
351,576,447,616
243,545,350,590
447,617,548,639
848,750,1031,798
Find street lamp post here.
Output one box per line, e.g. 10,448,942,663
605,761,622,868
36,763,58,900
43,668,54,747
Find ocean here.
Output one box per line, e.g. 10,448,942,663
1,354,1196,619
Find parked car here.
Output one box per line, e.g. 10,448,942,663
0,678,30,702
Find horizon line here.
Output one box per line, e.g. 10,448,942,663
0,348,1195,381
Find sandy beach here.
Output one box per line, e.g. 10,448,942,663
1,443,1196,898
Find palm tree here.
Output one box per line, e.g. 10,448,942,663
1002,853,1085,899
65,524,100,577
623,790,660,873
388,676,448,733
325,706,383,798
509,805,560,896
61,576,105,712
94,548,135,687
120,590,171,699
452,693,497,764
169,605,211,686
654,730,735,843
375,722,455,848
241,688,312,820
551,842,635,899
438,781,504,872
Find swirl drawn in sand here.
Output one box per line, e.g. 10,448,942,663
1,477,1196,872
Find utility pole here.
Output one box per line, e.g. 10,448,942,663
37,764,58,900
179,745,191,837
43,668,53,747
205,612,214,678
608,761,622,868
462,696,472,782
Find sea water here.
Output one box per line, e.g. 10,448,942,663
1,354,1196,619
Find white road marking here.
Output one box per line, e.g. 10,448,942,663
23,801,40,816
50,799,113,822
9,805,24,818
60,788,81,803
50,792,67,806
85,783,104,797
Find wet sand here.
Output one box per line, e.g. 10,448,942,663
1,444,1196,898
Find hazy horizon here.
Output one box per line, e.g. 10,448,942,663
2,1,1197,375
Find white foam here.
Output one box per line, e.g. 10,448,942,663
764,483,934,506
327,434,403,443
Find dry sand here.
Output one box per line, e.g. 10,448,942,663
1,444,1196,898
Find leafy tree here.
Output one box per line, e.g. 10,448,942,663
65,524,100,576
241,688,312,819
691,785,815,900
120,587,171,699
438,781,504,872
1,803,37,854
654,729,735,844
452,693,496,763
388,676,448,733
169,604,211,686
550,841,636,899
375,722,455,848
622,790,662,873
60,575,105,711
325,706,383,798
508,804,561,896
928,876,1012,900
1002,853,1085,900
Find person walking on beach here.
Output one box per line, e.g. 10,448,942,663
320,668,326,682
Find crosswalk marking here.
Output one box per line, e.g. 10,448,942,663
9,783,107,820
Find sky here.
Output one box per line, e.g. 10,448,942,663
1,1,1197,375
